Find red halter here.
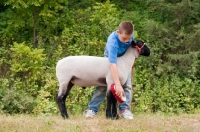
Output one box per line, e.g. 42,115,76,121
133,43,145,54
132,43,145,60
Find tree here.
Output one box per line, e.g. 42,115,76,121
143,0,200,79
3,0,69,48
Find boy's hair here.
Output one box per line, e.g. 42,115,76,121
118,21,134,35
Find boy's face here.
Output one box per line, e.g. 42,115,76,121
117,30,133,43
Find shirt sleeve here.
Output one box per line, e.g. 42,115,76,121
107,39,118,64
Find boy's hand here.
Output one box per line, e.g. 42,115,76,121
115,85,125,98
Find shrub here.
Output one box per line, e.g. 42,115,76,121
9,42,46,96
33,89,58,115
133,72,200,114
0,79,35,114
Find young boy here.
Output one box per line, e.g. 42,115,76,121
84,21,134,119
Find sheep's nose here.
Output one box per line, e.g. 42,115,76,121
147,50,150,56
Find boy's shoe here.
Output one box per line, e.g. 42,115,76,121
84,110,97,118
121,109,134,120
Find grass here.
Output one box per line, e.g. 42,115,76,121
0,113,200,132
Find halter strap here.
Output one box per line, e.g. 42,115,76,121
133,43,145,54
133,43,145,60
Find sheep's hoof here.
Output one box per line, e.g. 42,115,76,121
106,115,112,119
106,116,119,120
61,114,69,119
106,113,119,120
106,110,112,119
112,114,119,120
113,114,119,120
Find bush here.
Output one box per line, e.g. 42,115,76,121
66,86,95,115
132,72,200,114
9,42,46,96
33,89,58,115
0,79,35,114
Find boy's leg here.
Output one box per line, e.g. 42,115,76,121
85,86,107,117
119,73,134,119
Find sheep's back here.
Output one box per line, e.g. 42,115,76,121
56,56,110,87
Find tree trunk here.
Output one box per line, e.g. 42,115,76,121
123,0,127,10
33,6,38,48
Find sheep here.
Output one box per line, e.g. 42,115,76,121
55,40,150,119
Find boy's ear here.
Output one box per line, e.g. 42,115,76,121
116,30,120,34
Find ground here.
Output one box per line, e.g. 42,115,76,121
1,113,200,132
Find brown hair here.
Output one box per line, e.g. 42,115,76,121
118,21,134,35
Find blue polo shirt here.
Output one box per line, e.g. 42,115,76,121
104,31,134,64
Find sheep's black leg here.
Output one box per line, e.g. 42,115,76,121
106,90,119,119
56,82,73,119
56,92,68,119
106,91,112,119
111,93,119,119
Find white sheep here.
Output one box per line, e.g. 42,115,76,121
56,40,150,119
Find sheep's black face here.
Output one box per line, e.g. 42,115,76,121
131,40,150,56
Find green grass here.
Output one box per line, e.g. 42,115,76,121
0,113,200,132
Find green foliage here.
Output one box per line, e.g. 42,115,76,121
140,0,200,85
60,1,122,57
33,89,58,115
133,69,200,114
0,79,34,114
10,42,45,76
151,75,200,113
0,0,200,115
33,71,59,115
90,1,121,35
66,87,95,115
0,45,9,78
9,42,46,96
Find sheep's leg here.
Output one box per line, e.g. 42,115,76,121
111,94,119,119
56,92,68,119
106,90,119,119
106,91,112,119
56,81,74,119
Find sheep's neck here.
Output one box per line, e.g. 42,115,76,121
118,47,139,69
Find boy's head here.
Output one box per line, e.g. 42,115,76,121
117,21,134,43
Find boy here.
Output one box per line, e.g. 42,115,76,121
84,21,134,119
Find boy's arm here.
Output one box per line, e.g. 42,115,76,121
110,63,124,97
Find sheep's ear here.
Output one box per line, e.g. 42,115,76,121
132,40,137,45
131,40,136,48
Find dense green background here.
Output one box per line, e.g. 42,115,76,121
0,0,200,115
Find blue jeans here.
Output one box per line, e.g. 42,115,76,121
88,73,132,113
